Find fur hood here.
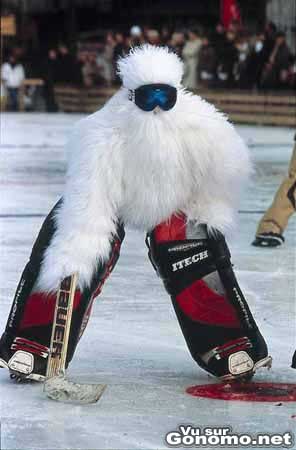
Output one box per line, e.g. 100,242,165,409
117,45,183,89
37,45,251,291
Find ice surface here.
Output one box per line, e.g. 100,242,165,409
0,113,295,449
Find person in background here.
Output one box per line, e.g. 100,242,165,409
239,31,265,89
170,31,185,58
42,48,58,112
227,19,241,39
81,53,103,87
76,52,87,86
113,32,126,59
160,26,171,45
56,43,75,84
113,32,127,84
197,35,217,88
1,53,25,111
0,79,6,109
92,52,105,86
235,31,250,87
102,32,116,87
260,22,277,70
211,23,226,55
216,30,238,88
286,55,296,90
130,25,145,47
261,31,292,89
252,134,296,247
146,29,161,46
182,28,202,90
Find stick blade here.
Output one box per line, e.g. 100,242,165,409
44,376,106,404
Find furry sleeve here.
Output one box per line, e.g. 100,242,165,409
183,93,252,235
36,112,122,292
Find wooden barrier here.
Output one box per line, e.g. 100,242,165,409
200,90,296,127
54,85,296,127
54,86,114,113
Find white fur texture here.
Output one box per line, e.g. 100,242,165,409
37,46,251,292
117,44,183,89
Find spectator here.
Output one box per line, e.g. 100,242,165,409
113,32,126,59
3,20,294,100
42,48,58,112
260,22,277,68
113,32,127,83
170,31,185,58
76,52,87,85
130,25,145,47
182,28,202,90
81,53,104,87
235,32,250,86
227,19,242,39
94,51,107,86
0,79,6,109
146,29,161,46
102,32,116,86
1,53,25,111
160,26,171,45
216,31,238,88
198,36,217,88
56,43,75,84
211,23,227,55
287,55,296,90
261,31,292,89
239,31,264,89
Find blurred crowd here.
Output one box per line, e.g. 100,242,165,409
1,20,295,111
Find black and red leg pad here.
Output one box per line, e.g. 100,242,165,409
0,196,125,377
17,289,82,351
13,232,124,367
148,214,268,378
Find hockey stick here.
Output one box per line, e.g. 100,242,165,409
44,273,106,403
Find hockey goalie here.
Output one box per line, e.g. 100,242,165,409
0,45,271,383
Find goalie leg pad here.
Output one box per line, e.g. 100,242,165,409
0,199,125,381
147,214,271,381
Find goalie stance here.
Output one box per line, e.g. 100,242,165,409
0,46,271,383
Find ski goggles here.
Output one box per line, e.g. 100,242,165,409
128,83,177,112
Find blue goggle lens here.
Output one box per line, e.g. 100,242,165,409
130,84,177,112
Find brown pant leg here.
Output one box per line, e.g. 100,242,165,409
256,140,296,236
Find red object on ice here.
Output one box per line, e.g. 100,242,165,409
186,383,296,402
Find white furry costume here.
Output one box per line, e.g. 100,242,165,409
37,45,251,292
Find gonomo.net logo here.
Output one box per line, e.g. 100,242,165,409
165,425,294,448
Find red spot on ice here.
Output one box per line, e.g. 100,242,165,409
186,383,296,402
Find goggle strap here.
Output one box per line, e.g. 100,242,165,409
128,90,135,102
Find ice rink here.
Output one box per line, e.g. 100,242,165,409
0,113,295,450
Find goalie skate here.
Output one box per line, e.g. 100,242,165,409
0,334,47,382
